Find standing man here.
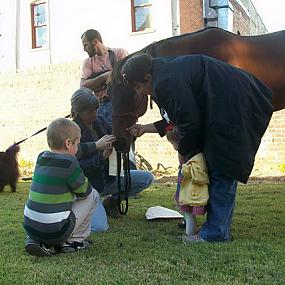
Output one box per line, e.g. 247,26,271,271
80,29,128,128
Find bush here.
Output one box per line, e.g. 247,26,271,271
18,159,34,178
279,164,285,173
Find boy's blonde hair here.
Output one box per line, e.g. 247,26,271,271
47,118,80,150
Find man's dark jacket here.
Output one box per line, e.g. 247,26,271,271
151,55,273,183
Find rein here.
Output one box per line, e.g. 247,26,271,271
14,114,70,146
116,151,131,215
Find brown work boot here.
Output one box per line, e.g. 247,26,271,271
103,197,122,218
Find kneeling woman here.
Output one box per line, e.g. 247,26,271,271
71,87,154,218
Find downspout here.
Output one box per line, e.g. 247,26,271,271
214,0,233,31
171,0,180,36
203,0,234,32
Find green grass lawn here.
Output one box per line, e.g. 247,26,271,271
0,182,284,285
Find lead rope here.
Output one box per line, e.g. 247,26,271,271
116,151,130,215
14,114,70,146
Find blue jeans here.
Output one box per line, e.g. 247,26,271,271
97,101,112,128
104,170,154,200
91,199,109,233
199,169,238,242
91,170,154,232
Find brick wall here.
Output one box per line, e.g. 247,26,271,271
231,0,250,35
253,109,285,176
0,62,81,162
179,0,204,33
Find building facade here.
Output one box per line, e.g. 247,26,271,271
0,0,284,177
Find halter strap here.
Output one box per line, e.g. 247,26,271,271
112,112,138,121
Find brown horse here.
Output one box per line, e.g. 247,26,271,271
110,27,285,153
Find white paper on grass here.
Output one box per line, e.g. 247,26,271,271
145,206,184,220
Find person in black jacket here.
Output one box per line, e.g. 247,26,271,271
122,53,273,243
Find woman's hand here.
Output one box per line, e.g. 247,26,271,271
127,124,146,137
127,123,157,138
95,135,116,151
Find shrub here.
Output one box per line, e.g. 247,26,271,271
278,163,285,173
18,159,34,178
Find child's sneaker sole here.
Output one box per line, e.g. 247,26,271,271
25,242,55,257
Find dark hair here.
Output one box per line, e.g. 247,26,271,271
121,53,153,86
81,29,103,43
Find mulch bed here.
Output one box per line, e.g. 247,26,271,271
155,175,285,184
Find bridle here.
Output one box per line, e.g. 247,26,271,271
110,43,158,214
112,111,138,120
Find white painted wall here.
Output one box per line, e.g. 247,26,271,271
0,0,174,70
0,0,17,71
18,0,51,69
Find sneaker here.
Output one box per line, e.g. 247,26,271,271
25,237,56,257
181,234,206,244
59,240,92,254
103,197,122,218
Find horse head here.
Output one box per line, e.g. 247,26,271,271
110,82,148,153
109,63,148,216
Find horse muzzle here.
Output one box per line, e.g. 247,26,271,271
113,137,132,153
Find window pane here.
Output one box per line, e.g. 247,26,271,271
34,3,46,26
134,0,151,6
135,6,151,31
35,26,47,47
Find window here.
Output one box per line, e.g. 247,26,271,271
131,0,152,32
31,2,48,49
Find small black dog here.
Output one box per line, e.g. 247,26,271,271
0,144,20,192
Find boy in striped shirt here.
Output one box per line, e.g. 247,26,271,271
24,118,99,256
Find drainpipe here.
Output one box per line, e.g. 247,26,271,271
203,0,233,32
171,0,180,36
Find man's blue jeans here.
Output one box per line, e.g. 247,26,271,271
91,170,154,233
104,170,154,199
91,199,109,233
199,169,238,242
97,101,112,128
